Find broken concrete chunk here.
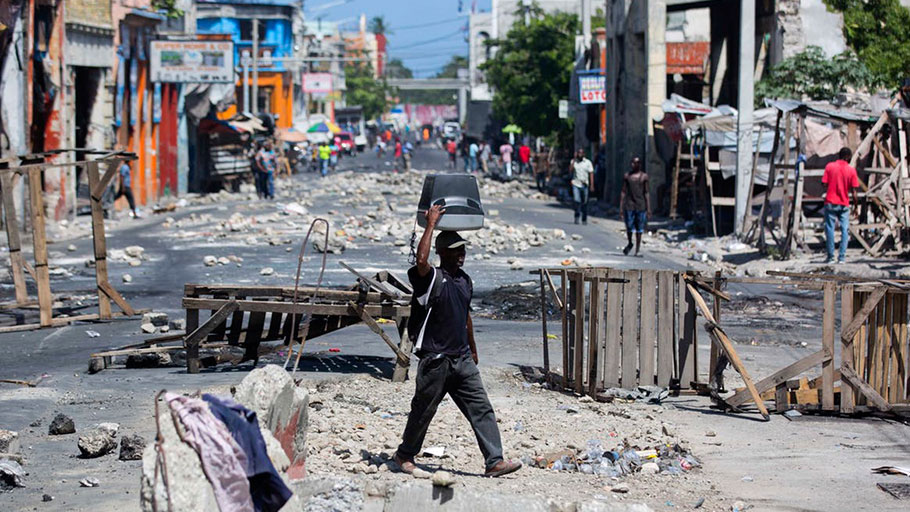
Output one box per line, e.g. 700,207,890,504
412,468,432,479
124,246,145,258
140,323,156,334
431,470,456,487
641,462,660,474
96,423,119,438
67,244,77,252
611,483,630,493
119,435,146,461
142,312,169,327
0,430,19,454
0,459,25,490
48,413,75,435
260,267,275,276
217,257,230,266
77,428,117,458
203,255,217,267
79,477,100,487
122,274,133,283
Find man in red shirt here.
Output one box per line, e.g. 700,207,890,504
518,143,532,176
446,138,457,169
822,147,859,263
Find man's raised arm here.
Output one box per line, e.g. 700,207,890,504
416,205,445,277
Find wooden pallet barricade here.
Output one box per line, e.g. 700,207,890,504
0,150,141,331
534,267,700,396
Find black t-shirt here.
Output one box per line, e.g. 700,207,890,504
408,265,472,356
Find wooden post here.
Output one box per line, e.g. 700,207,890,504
656,271,674,387
540,272,550,373
27,168,52,326
678,272,697,388
574,272,585,394
669,141,682,219
710,270,722,384
821,281,836,410
757,110,783,250
587,277,601,397
1,172,28,304
561,269,569,389
86,161,112,319
840,284,855,413
621,270,640,388
780,113,793,241
603,269,622,388
392,317,412,383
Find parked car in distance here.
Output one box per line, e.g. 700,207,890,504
354,133,367,152
337,132,355,154
443,121,461,139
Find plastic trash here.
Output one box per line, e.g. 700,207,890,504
86,330,101,338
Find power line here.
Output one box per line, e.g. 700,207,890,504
391,28,465,51
393,16,463,31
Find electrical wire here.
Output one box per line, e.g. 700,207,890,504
391,28,465,51
394,16,463,31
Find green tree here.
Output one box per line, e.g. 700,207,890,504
151,0,183,18
368,16,391,36
344,63,391,120
385,58,413,79
480,7,577,138
824,0,910,87
755,46,875,106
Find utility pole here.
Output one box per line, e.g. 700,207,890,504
242,51,250,112
252,18,259,114
735,0,755,235
581,0,591,46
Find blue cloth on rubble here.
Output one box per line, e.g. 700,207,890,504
202,394,293,512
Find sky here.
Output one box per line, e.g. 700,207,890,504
305,0,492,78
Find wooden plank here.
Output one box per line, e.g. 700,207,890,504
882,293,894,400
678,273,697,388
603,269,622,388
621,271,640,388
226,295,245,345
872,297,885,397
561,269,569,388
842,287,888,344
656,271,675,387
181,297,406,317
346,302,408,364
1,173,28,304
266,312,284,340
595,274,607,387
184,300,239,374
822,282,836,410
185,284,385,303
587,278,601,397
856,291,867,407
27,168,52,327
574,272,585,394
543,269,563,311
726,349,831,407
540,272,550,373
90,158,121,201
899,293,909,403
245,311,267,347
685,284,770,420
85,162,112,320
639,270,657,385
888,293,905,403
0,309,149,333
841,365,892,412
841,284,856,413
392,318,412,383
97,280,136,316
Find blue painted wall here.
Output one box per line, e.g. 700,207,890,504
197,16,292,71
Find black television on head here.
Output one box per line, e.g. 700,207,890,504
417,174,485,231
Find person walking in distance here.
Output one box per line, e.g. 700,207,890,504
620,157,650,256
446,138,458,169
570,148,594,225
255,140,277,199
468,140,479,173
499,142,513,178
393,205,522,478
822,147,859,263
518,142,532,177
115,156,140,218
318,141,331,177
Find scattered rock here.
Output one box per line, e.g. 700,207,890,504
124,246,145,258
160,325,170,333
313,236,345,254
0,459,25,489
641,462,660,474
119,435,146,461
731,500,749,512
79,477,100,487
77,428,117,458
48,413,75,435
42,494,53,502
142,312,169,327
96,423,119,438
140,323,156,334
705,431,716,437
412,468,432,479
85,330,101,338
661,423,675,437
431,470,456,487
571,234,583,240
88,358,104,374
217,256,231,266
0,430,19,453
260,267,275,276
67,244,77,252
170,319,186,331
122,273,132,283
203,255,217,267
611,483,630,493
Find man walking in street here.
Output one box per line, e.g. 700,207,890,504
518,142,532,177
620,157,649,256
469,140,479,173
115,157,140,218
318,141,331,177
822,147,859,263
499,142,513,179
394,205,522,479
446,138,458,169
255,140,277,200
570,148,594,225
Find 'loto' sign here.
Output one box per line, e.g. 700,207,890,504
578,71,605,105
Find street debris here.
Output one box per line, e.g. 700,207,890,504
0,459,25,490
48,414,75,436
77,426,118,458
119,435,146,461
79,477,100,488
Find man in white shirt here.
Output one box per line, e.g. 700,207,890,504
569,148,594,225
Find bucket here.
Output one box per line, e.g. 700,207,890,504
416,174,485,231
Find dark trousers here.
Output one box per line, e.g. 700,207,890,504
397,352,504,470
573,185,589,222
115,186,136,212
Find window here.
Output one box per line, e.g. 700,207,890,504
238,19,266,42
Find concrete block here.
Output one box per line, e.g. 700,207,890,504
234,364,308,479
139,410,218,512
0,430,19,454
